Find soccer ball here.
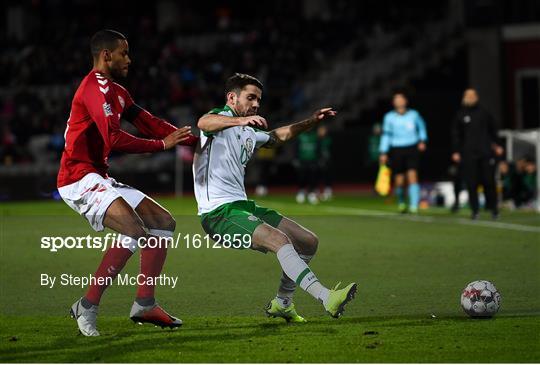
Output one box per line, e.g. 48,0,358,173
461,280,501,317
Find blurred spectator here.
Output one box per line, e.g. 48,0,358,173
295,129,319,204
499,158,538,209
515,157,537,208
498,160,517,207
317,125,333,201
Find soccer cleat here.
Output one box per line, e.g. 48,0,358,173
129,301,182,329
409,206,419,214
70,297,100,336
322,188,333,201
398,203,407,214
307,192,319,205
265,299,307,323
324,282,357,318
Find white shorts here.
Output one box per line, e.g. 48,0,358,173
58,172,146,231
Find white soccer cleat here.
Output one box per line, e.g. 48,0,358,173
307,192,319,205
296,191,306,204
70,298,100,336
322,187,333,201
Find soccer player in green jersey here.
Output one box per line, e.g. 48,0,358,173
193,73,357,322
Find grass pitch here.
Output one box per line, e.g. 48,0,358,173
1,194,539,362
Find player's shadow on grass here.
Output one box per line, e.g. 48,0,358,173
1,318,338,362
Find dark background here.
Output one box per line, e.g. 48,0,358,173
1,0,539,199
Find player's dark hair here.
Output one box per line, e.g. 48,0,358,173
90,30,127,59
225,73,263,94
392,90,408,99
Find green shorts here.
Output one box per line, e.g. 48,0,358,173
200,200,283,249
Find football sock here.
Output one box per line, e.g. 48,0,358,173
136,230,172,299
409,183,420,210
276,244,329,304
276,254,313,307
85,235,136,305
395,186,405,205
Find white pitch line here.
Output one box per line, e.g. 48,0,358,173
258,201,540,234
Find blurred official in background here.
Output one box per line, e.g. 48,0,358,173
379,92,428,213
451,88,504,220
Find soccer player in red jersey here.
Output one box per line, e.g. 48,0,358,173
58,30,196,336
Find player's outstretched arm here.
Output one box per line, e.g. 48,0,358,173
119,89,198,146
197,114,268,133
263,107,337,149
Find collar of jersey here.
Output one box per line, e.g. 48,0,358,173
91,69,112,81
223,104,239,117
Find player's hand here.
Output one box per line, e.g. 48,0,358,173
418,142,426,152
237,115,268,129
493,144,504,157
452,152,461,163
379,154,388,165
163,126,192,149
311,107,337,123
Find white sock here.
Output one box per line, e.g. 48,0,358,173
148,229,174,248
276,244,329,304
148,229,173,238
116,234,138,253
276,254,313,307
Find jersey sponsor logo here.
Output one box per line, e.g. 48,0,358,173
464,115,471,123
247,215,258,222
118,95,125,108
102,102,113,117
99,86,110,94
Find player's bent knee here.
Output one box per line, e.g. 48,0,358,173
252,224,291,253
158,213,176,231
272,231,291,248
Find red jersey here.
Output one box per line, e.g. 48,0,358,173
57,70,197,187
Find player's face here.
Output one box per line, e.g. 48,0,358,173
393,94,408,110
462,89,479,107
231,85,262,117
109,40,131,79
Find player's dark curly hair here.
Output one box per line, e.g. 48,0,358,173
90,29,127,59
225,73,263,94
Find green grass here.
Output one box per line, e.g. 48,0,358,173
1,195,539,362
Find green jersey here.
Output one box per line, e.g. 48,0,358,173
297,131,318,161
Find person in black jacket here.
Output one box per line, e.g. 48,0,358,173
451,88,504,220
